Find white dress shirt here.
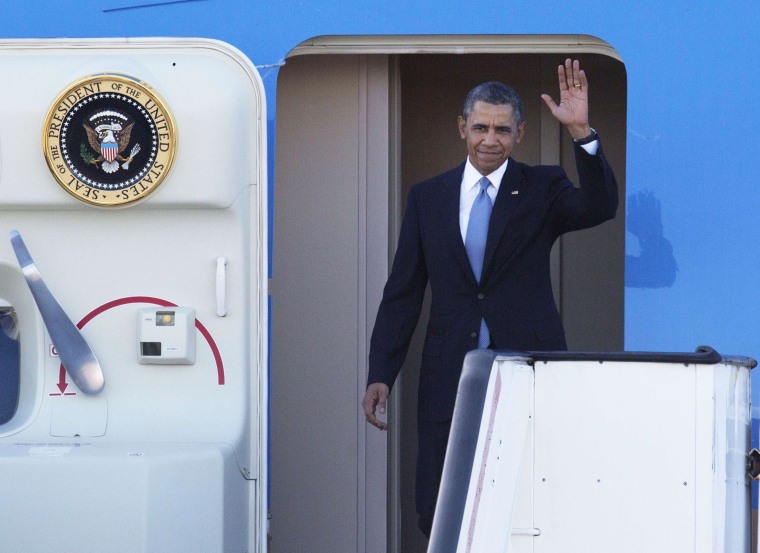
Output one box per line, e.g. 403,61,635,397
459,158,506,241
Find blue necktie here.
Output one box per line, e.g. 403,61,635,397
465,176,493,348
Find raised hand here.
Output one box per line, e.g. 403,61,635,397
541,58,591,140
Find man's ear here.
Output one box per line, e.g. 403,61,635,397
458,116,467,139
516,122,526,144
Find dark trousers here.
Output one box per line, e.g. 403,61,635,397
415,418,452,538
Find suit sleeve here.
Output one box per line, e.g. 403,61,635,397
367,187,429,391
547,141,619,235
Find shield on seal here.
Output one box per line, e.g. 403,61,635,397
101,143,118,162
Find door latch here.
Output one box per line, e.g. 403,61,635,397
747,449,760,480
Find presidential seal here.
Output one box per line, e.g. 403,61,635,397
43,74,177,207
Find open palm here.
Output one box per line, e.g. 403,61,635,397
541,59,590,139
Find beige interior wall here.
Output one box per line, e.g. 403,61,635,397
271,53,390,553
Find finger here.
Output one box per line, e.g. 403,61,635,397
361,392,377,418
572,59,581,87
557,63,568,92
540,93,558,113
578,68,588,91
565,58,575,88
362,384,389,430
565,58,588,90
378,385,389,411
365,407,386,430
365,401,387,430
362,399,384,430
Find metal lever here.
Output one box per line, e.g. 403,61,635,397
9,231,104,395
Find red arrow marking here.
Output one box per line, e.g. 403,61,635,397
49,356,73,396
57,295,225,387
56,367,68,394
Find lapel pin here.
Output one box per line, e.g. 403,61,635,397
511,190,519,195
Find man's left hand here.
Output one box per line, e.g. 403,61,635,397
541,58,591,140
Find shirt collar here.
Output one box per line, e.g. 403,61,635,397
463,157,509,192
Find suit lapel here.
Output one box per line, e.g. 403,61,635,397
482,159,525,282
442,164,478,284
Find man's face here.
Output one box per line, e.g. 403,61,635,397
458,101,525,176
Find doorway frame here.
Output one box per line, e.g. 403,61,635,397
281,34,624,553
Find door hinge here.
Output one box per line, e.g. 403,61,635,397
747,449,760,480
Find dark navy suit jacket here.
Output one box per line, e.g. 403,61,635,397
368,143,618,421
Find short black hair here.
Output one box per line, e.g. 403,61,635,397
462,82,524,124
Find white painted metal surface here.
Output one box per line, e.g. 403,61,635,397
454,359,533,553
0,38,267,553
431,350,753,553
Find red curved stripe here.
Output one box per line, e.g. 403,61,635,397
60,296,225,385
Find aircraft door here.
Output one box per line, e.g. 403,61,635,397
0,38,268,553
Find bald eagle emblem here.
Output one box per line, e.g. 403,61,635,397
82,110,142,173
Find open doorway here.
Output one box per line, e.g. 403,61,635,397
271,36,626,553
395,51,626,551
